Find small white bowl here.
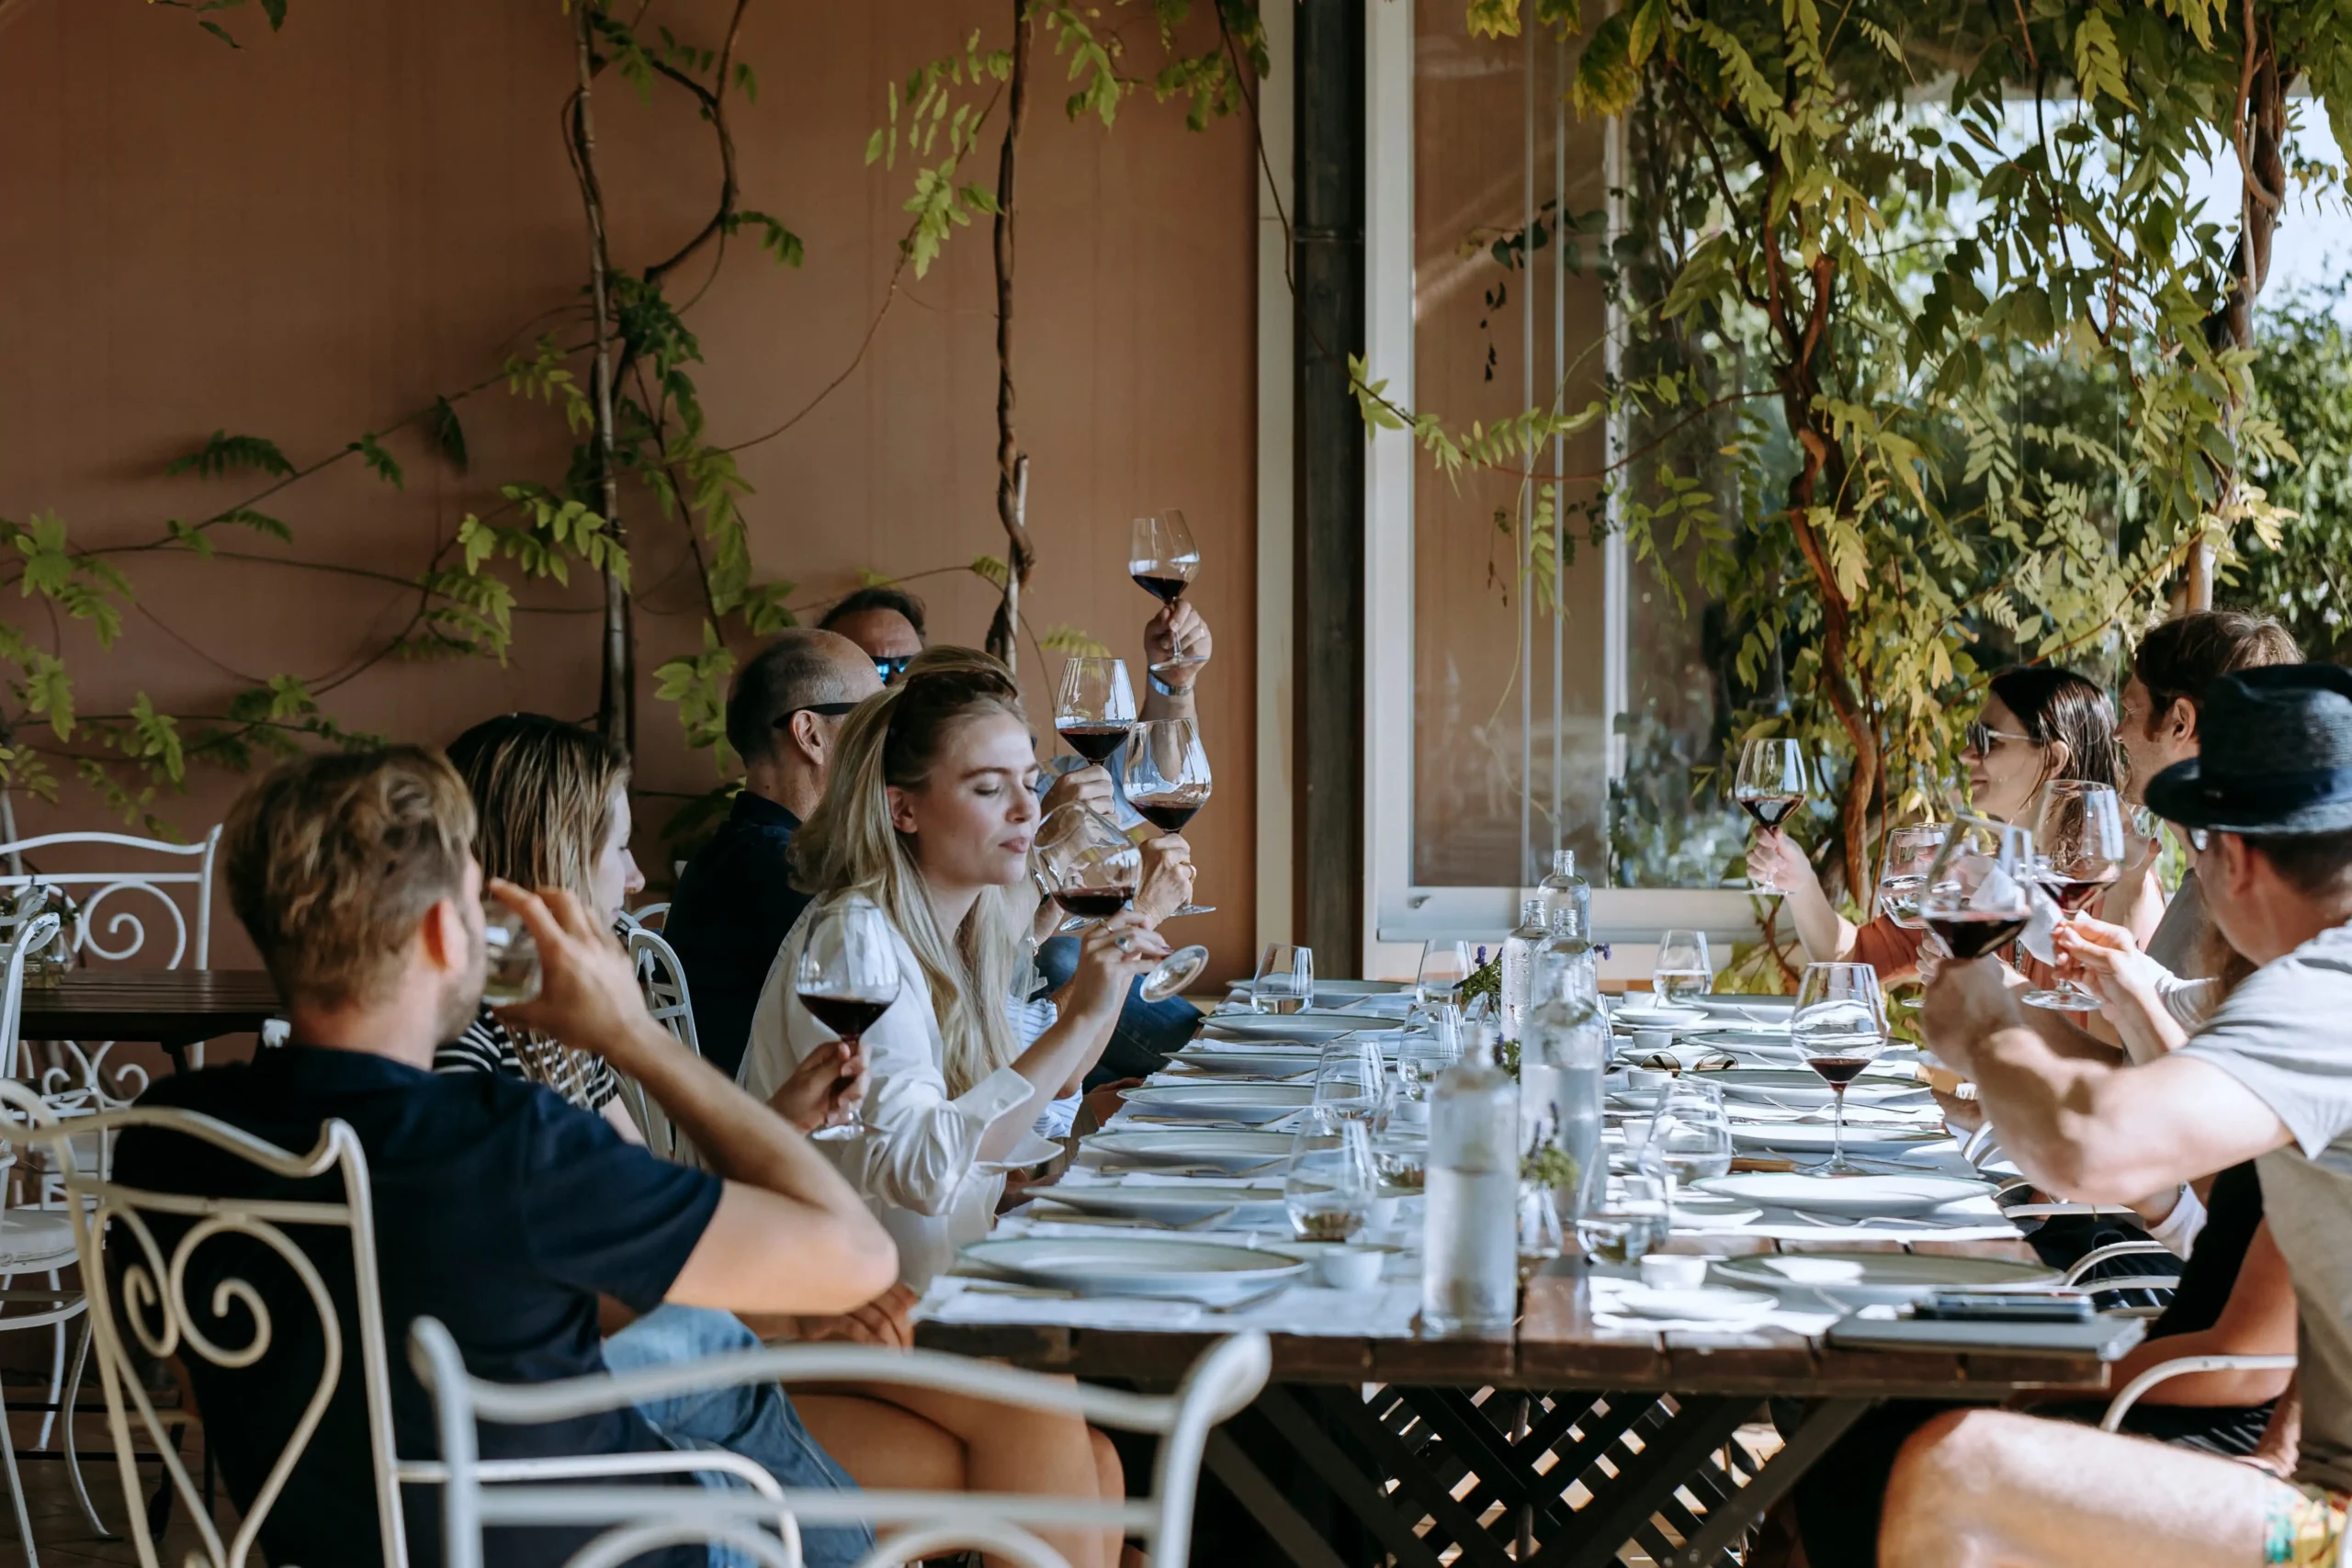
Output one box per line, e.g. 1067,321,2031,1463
1316,1246,1389,1290
1640,1253,1711,1291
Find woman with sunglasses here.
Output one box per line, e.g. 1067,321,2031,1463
1750,667,2157,979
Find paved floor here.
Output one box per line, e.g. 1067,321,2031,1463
0,1404,223,1568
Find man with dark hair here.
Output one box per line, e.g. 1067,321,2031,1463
115,748,895,1568
666,628,882,1079
1881,665,2352,1567
2119,610,2301,974
817,586,927,683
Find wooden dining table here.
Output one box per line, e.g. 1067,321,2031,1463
17,968,280,1075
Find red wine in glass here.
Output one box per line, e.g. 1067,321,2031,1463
2049,871,2120,915
1737,793,1804,829
1053,886,1136,921
798,993,892,1043
1132,572,1191,604
1133,795,1203,832
1925,910,2030,960
1805,1055,1874,1085
1057,722,1132,762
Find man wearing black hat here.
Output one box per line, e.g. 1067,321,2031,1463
1879,664,2352,1567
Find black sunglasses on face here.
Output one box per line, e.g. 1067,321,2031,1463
774,702,861,730
873,655,913,682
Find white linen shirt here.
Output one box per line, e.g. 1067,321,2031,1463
742,897,1035,1286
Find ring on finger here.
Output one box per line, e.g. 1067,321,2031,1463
1115,933,1135,953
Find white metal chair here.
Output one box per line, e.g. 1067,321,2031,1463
624,925,702,1163
2099,1353,2298,1431
0,920,107,1564
410,1317,1272,1568
10,1094,793,1568
624,901,670,931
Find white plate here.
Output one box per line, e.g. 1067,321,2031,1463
1611,1005,1710,1030
973,1131,1067,1173
1726,1122,1949,1153
1713,1250,2057,1306
1688,995,1796,1021
1611,1285,1778,1323
1088,1129,1297,1173
1203,1013,1374,1042
1039,1183,1289,1224
1226,978,1407,1001
1668,1192,1766,1228
1694,1172,1996,1218
1171,1048,1321,1078
1705,1068,1928,1109
1120,1083,1318,1124
961,1236,1307,1304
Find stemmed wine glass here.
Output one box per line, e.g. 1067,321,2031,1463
1651,930,1713,1007
1875,823,1949,1003
1125,716,1216,918
1054,656,1137,765
1130,510,1206,674
1034,805,1208,1003
796,896,901,1053
1735,739,1811,893
1251,942,1314,1014
1414,940,1473,1010
2023,781,2126,1012
1284,1104,1376,1242
1920,817,2036,964
1791,961,1889,1175
1645,1078,1734,1193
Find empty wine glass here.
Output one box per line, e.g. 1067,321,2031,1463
1314,1036,1390,1128
1874,824,1947,930
1651,930,1713,1007
795,896,901,1050
1577,1167,1670,1266
1125,716,1215,918
1053,656,1137,766
1415,940,1473,1010
1736,739,1811,892
1131,510,1206,673
1285,1105,1376,1242
1252,942,1314,1014
1034,806,1208,1004
1792,961,1888,1175
1645,1079,1733,1192
1920,817,2036,967
2023,782,2126,1012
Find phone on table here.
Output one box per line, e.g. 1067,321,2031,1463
1912,1288,2094,1324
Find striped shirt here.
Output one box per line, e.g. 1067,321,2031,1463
434,1002,621,1113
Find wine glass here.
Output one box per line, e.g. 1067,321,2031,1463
1284,1104,1376,1242
796,896,901,1051
1034,806,1208,1004
1874,824,1947,930
1920,816,2036,967
1735,739,1811,892
1125,716,1216,918
1313,1036,1390,1128
1791,961,1888,1175
1651,930,1713,1007
1646,1078,1734,1192
481,899,543,1007
1251,942,1314,1014
1130,510,1206,673
1577,1167,1669,1266
1415,940,1473,1010
1053,656,1137,765
2023,782,2126,1012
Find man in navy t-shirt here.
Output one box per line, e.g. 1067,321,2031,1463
116,747,897,1567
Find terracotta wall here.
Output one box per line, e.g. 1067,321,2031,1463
0,0,1259,982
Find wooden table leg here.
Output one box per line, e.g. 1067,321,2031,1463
1653,1398,1873,1568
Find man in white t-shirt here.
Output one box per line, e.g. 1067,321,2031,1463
1882,664,2352,1568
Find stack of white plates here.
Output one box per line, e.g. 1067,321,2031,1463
1118,1082,1317,1125
1694,1172,1995,1217
1087,1129,1296,1174
961,1235,1307,1305
1039,1183,1289,1227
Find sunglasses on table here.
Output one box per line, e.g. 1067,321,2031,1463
1963,720,2038,756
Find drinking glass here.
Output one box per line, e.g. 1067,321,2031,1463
1651,930,1713,1006
1251,942,1314,1013
1874,824,1947,930
1735,739,1810,892
1314,1036,1390,1127
1053,656,1137,765
795,896,901,1048
1577,1168,1670,1266
481,899,543,1007
1792,960,1890,1175
1393,1032,1456,1129
1920,817,2035,967
1131,510,1207,673
1125,717,1215,917
1646,1079,1734,1191
1284,1105,1376,1242
2023,782,2127,1012
1415,940,1473,1010
1035,806,1209,1003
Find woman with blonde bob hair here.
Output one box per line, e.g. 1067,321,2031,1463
741,649,1157,1568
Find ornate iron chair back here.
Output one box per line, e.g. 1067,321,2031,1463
0,1085,409,1568
409,1320,1271,1568
622,925,701,1162
0,825,221,972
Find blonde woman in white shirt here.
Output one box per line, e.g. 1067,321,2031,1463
741,648,1159,1568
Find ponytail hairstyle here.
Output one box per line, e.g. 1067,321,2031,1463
792,647,1035,1097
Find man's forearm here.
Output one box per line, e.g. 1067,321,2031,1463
621,1022,866,1214
1141,685,1196,722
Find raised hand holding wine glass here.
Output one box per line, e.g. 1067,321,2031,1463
2021,780,2125,1012
1735,738,1810,894
794,897,900,1123
1125,716,1216,918
1791,960,1889,1176
1054,655,1136,765
1130,510,1207,674
1920,817,2035,962
1035,803,1209,1003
